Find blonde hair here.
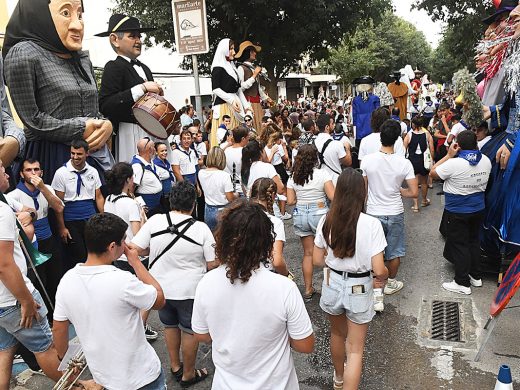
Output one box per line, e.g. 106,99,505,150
250,177,277,215
267,131,282,148
206,146,226,170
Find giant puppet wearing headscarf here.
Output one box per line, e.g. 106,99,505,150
2,0,114,183
210,38,251,147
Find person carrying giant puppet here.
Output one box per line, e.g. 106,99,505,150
210,39,252,147
235,41,274,137
352,76,380,149
97,14,165,163
2,0,114,184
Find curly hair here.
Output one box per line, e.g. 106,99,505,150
250,177,277,215
292,144,319,186
260,123,282,146
214,200,274,284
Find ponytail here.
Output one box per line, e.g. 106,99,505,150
241,140,262,186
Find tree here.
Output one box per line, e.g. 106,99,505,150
112,0,391,86
327,12,432,84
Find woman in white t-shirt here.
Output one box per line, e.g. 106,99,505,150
198,147,236,231
287,144,335,301
241,139,284,197
250,177,290,276
192,200,314,390
313,168,388,390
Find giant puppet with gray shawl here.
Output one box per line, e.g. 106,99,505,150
2,0,114,183
210,39,252,147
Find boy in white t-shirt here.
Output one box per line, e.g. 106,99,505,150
53,213,166,390
361,120,418,311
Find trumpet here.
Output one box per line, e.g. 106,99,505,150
53,349,89,390
236,62,271,82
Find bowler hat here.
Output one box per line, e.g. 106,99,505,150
482,0,517,25
95,14,156,37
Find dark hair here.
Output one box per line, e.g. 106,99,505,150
391,107,400,117
250,177,277,215
222,114,231,121
411,116,424,129
232,125,249,143
104,162,133,195
302,119,315,132
214,200,274,284
193,118,201,126
451,113,461,122
322,169,366,258
169,181,196,211
371,107,390,133
292,144,318,186
316,114,331,132
71,139,89,152
21,158,40,170
180,129,192,140
85,213,128,255
425,96,431,101
380,119,401,147
457,130,478,150
261,116,270,123
154,141,167,151
241,140,263,185
237,46,255,63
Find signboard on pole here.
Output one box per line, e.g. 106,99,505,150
171,0,209,55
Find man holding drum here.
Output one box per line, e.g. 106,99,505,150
97,14,164,163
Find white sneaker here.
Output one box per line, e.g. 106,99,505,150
469,275,483,287
373,288,384,312
384,279,404,295
442,280,471,295
281,212,292,220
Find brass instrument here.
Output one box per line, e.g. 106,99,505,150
53,349,89,390
235,61,271,82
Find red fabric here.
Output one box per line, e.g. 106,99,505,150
246,95,260,103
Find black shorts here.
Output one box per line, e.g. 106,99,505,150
158,299,194,333
274,163,289,185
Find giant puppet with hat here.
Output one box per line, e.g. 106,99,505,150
235,41,274,137
96,13,170,164
351,76,380,147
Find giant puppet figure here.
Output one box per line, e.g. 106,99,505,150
387,69,414,121
2,0,114,183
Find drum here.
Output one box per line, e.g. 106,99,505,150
132,92,180,140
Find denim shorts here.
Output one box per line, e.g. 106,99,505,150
319,271,374,324
0,290,53,353
138,368,166,390
204,204,226,231
158,299,194,334
371,213,406,261
292,202,328,237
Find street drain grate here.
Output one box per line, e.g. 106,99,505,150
430,300,461,342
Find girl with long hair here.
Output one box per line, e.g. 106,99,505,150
313,168,388,390
241,139,283,197
403,116,435,212
287,144,335,300
250,178,290,276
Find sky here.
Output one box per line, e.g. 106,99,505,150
393,0,444,48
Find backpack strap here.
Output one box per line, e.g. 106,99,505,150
319,139,341,175
111,194,132,203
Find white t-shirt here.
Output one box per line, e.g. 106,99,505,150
361,152,415,216
198,169,233,206
217,127,228,145
192,266,313,390
268,212,285,243
104,193,142,261
315,213,387,272
264,144,285,166
132,212,215,300
51,161,101,202
444,122,467,146
172,147,198,176
286,167,332,204
155,162,172,182
0,202,35,306
224,146,243,194
53,265,160,390
131,156,162,195
194,141,208,156
478,136,492,150
436,156,492,196
358,132,406,160
313,133,346,183
246,161,279,195
7,184,61,221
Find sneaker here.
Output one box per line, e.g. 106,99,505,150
281,212,292,220
13,354,24,365
144,323,158,341
442,280,471,295
373,288,384,312
469,275,483,287
384,279,404,295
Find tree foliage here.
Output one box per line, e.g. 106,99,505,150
327,12,432,84
112,0,391,80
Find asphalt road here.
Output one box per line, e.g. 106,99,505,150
11,183,520,389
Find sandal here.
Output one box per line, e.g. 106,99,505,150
302,288,315,302
421,199,431,207
180,368,209,388
411,206,420,213
333,370,344,390
171,362,183,382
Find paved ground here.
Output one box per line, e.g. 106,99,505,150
11,183,520,389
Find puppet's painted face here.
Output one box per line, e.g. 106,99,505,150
49,0,84,51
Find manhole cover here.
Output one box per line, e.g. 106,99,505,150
431,300,461,342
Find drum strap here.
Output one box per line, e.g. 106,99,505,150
131,158,161,186
110,194,132,203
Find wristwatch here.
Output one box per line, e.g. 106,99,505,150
29,211,36,221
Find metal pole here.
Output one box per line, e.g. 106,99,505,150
192,54,203,122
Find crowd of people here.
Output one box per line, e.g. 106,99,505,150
0,0,518,390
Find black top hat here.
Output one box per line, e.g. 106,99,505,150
352,75,375,85
482,0,517,25
95,14,156,37
389,71,401,79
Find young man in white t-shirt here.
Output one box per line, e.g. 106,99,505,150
224,126,249,196
0,160,62,389
358,108,405,160
361,120,418,311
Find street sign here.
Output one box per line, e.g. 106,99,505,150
171,0,209,55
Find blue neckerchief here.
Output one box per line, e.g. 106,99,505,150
426,101,433,107
153,156,175,182
458,150,482,166
459,120,470,129
391,115,400,122
16,181,40,210
63,163,87,196
131,156,160,182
